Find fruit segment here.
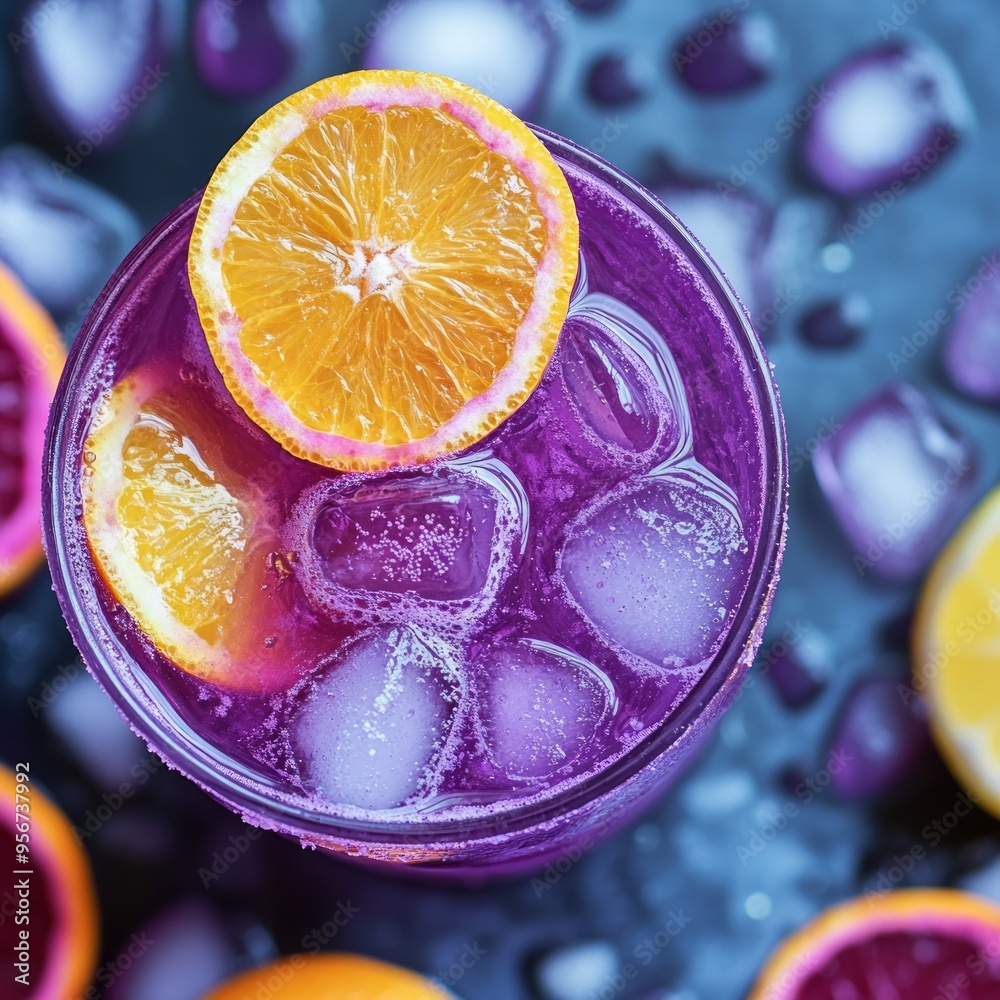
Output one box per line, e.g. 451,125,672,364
189,69,579,471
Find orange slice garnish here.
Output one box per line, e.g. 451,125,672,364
189,70,578,471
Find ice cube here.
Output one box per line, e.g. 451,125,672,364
802,39,972,198
476,640,616,780
561,323,662,454
22,0,166,144
0,145,140,318
109,899,236,1000
798,294,870,349
672,11,778,96
585,53,649,106
192,0,320,98
533,941,621,1000
943,252,1000,403
652,177,775,331
561,469,749,668
361,0,554,119
44,668,146,788
813,382,978,581
827,675,930,799
295,627,458,811
295,457,526,617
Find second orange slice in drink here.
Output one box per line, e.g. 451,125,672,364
189,69,579,471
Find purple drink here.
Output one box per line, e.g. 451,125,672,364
44,129,786,876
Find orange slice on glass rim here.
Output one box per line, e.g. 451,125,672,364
81,365,305,690
189,69,579,472
203,953,453,999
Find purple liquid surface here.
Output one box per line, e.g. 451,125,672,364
52,142,775,844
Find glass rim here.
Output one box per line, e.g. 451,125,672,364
44,125,787,851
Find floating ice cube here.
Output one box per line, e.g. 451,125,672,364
477,640,616,781
813,382,978,581
192,0,321,98
802,39,972,198
652,177,775,331
827,675,929,799
294,457,525,621
22,0,166,144
672,12,778,96
295,627,458,811
361,0,554,119
561,324,662,454
0,145,140,318
943,253,1000,403
561,470,748,668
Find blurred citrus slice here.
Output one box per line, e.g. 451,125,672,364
81,366,303,690
203,953,453,999
189,69,579,472
915,486,1000,817
0,261,65,596
748,889,1000,998
1,763,99,999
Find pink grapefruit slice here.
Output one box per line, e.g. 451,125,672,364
748,888,1000,999
0,262,65,596
189,69,579,471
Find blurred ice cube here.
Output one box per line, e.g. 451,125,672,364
295,627,458,811
801,39,972,198
476,640,616,781
813,382,977,581
0,145,139,318
534,941,621,1000
22,0,167,144
360,0,555,118
943,251,1000,403
109,898,236,1000
45,667,146,789
192,0,322,98
653,177,775,331
827,674,930,799
585,52,650,106
561,469,749,668
672,11,778,96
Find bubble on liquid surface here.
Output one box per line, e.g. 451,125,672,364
476,640,617,781
294,627,459,812
293,455,526,622
561,469,748,669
